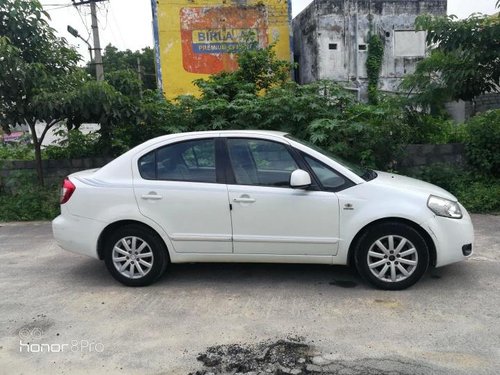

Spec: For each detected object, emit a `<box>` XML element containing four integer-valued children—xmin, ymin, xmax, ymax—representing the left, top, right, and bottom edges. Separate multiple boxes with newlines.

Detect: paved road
<box><xmin>0</xmin><ymin>215</ymin><xmax>499</xmax><ymax>374</ymax></box>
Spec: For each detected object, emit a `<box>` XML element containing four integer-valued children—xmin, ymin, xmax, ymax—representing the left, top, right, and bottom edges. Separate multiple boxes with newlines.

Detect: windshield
<box><xmin>285</xmin><ymin>135</ymin><xmax>376</xmax><ymax>181</ymax></box>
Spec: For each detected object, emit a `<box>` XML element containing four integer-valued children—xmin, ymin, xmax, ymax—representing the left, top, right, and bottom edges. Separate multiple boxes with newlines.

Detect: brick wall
<box><xmin>475</xmin><ymin>93</ymin><xmax>500</xmax><ymax>114</ymax></box>
<box><xmin>1</xmin><ymin>144</ymin><xmax>467</xmax><ymax>187</ymax></box>
<box><xmin>0</xmin><ymin>157</ymin><xmax>114</xmax><ymax>187</ymax></box>
<box><xmin>399</xmin><ymin>143</ymin><xmax>466</xmax><ymax>168</ymax></box>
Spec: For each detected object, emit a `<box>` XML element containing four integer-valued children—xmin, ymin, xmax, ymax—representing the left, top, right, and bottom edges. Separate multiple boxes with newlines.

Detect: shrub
<box><xmin>405</xmin><ymin>112</ymin><xmax>467</xmax><ymax>144</ymax></box>
<box><xmin>307</xmin><ymin>97</ymin><xmax>411</xmax><ymax>169</ymax></box>
<box><xmin>404</xmin><ymin>164</ymin><xmax>500</xmax><ymax>213</ymax></box>
<box><xmin>0</xmin><ymin>143</ymin><xmax>34</xmax><ymax>160</ymax></box>
<box><xmin>366</xmin><ymin>34</ymin><xmax>384</xmax><ymax>104</ymax></box>
<box><xmin>0</xmin><ymin>171</ymin><xmax>59</xmax><ymax>221</ymax></box>
<box><xmin>465</xmin><ymin>109</ymin><xmax>500</xmax><ymax>177</ymax></box>
<box><xmin>43</xmin><ymin>129</ymin><xmax>100</xmax><ymax>160</ymax></box>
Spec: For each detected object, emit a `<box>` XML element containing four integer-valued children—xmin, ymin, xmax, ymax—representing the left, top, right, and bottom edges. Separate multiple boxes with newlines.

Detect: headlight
<box><xmin>427</xmin><ymin>195</ymin><xmax>462</xmax><ymax>219</ymax></box>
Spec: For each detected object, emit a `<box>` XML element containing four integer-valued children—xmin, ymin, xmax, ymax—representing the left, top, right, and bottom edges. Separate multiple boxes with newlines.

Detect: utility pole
<box><xmin>137</xmin><ymin>57</ymin><xmax>143</xmax><ymax>98</ymax></box>
<box><xmin>72</xmin><ymin>0</ymin><xmax>106</xmax><ymax>81</ymax></box>
<box><xmin>90</xmin><ymin>1</ymin><xmax>104</xmax><ymax>81</ymax></box>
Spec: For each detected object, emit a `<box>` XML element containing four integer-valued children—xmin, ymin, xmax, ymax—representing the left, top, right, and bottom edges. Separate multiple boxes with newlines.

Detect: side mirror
<box><xmin>290</xmin><ymin>169</ymin><xmax>312</xmax><ymax>189</ymax></box>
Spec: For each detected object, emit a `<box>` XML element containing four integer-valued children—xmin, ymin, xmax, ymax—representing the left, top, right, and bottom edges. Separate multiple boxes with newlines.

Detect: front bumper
<box><xmin>422</xmin><ymin>203</ymin><xmax>474</xmax><ymax>267</ymax></box>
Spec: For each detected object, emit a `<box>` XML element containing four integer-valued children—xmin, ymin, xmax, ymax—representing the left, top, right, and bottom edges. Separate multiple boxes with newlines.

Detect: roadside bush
<box><xmin>465</xmin><ymin>109</ymin><xmax>500</xmax><ymax>177</ymax></box>
<box><xmin>43</xmin><ymin>129</ymin><xmax>100</xmax><ymax>160</ymax></box>
<box><xmin>307</xmin><ymin>98</ymin><xmax>411</xmax><ymax>169</ymax></box>
<box><xmin>405</xmin><ymin>112</ymin><xmax>466</xmax><ymax>144</ymax></box>
<box><xmin>0</xmin><ymin>143</ymin><xmax>34</xmax><ymax>160</ymax></box>
<box><xmin>0</xmin><ymin>171</ymin><xmax>59</xmax><ymax>221</ymax></box>
<box><xmin>405</xmin><ymin>163</ymin><xmax>464</xmax><ymax>193</ymax></box>
<box><xmin>405</xmin><ymin>164</ymin><xmax>500</xmax><ymax>213</ymax></box>
<box><xmin>112</xmin><ymin>83</ymin><xmax>408</xmax><ymax>170</ymax></box>
<box><xmin>456</xmin><ymin>179</ymin><xmax>500</xmax><ymax>213</ymax></box>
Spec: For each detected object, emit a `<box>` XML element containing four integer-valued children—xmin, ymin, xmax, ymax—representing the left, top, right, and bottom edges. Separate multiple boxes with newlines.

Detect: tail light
<box><xmin>60</xmin><ymin>178</ymin><xmax>76</xmax><ymax>204</ymax></box>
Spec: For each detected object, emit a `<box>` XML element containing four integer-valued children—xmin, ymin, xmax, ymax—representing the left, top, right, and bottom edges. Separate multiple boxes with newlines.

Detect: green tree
<box><xmin>403</xmin><ymin>13</ymin><xmax>500</xmax><ymax>108</ymax></box>
<box><xmin>366</xmin><ymin>34</ymin><xmax>384</xmax><ymax>105</ymax></box>
<box><xmin>0</xmin><ymin>0</ymin><xmax>81</xmax><ymax>185</ymax></box>
<box><xmin>88</xmin><ymin>44</ymin><xmax>157</xmax><ymax>91</ymax></box>
<box><xmin>194</xmin><ymin>42</ymin><xmax>293</xmax><ymax>101</ymax></box>
<box><xmin>0</xmin><ymin>1</ymin><xmax>141</xmax><ymax>182</ymax></box>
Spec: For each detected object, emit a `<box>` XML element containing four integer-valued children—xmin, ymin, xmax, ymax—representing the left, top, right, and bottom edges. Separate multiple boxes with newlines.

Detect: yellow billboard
<box><xmin>152</xmin><ymin>0</ymin><xmax>292</xmax><ymax>99</ymax></box>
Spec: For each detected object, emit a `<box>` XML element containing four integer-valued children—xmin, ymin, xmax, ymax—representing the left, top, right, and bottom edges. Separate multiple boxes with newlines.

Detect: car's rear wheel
<box><xmin>104</xmin><ymin>224</ymin><xmax>168</xmax><ymax>286</ymax></box>
<box><xmin>355</xmin><ymin>222</ymin><xmax>429</xmax><ymax>290</ymax></box>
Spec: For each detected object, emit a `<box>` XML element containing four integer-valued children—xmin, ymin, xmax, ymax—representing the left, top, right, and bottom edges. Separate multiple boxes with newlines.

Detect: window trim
<box><xmin>137</xmin><ymin>137</ymin><xmax>222</xmax><ymax>184</ymax></box>
<box><xmin>298</xmin><ymin>151</ymin><xmax>355</xmax><ymax>192</ymax></box>
<box><xmin>221</xmin><ymin>137</ymin><xmax>314</xmax><ymax>189</ymax></box>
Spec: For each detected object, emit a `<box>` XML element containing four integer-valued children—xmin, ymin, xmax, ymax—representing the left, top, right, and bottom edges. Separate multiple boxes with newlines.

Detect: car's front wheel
<box><xmin>104</xmin><ymin>224</ymin><xmax>168</xmax><ymax>286</ymax></box>
<box><xmin>355</xmin><ymin>222</ymin><xmax>429</xmax><ymax>290</ymax></box>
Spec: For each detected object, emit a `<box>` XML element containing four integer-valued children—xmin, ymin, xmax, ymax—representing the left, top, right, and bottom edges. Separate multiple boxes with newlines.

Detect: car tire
<box><xmin>355</xmin><ymin>222</ymin><xmax>429</xmax><ymax>290</ymax></box>
<box><xmin>104</xmin><ymin>224</ymin><xmax>168</xmax><ymax>286</ymax></box>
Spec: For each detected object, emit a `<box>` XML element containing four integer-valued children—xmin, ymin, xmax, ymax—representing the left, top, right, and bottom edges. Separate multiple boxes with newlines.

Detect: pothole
<box><xmin>189</xmin><ymin>339</ymin><xmax>444</xmax><ymax>375</ymax></box>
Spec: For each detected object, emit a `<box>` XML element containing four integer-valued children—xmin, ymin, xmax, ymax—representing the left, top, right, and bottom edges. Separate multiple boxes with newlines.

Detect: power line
<box><xmin>75</xmin><ymin>5</ymin><xmax>91</xmax><ymax>41</ymax></box>
<box><xmin>108</xmin><ymin>4</ymin><xmax>126</xmax><ymax>47</ymax></box>
<box><xmin>71</xmin><ymin>0</ymin><xmax>105</xmax><ymax>5</ymax></box>
<box><xmin>72</xmin><ymin>0</ymin><xmax>106</xmax><ymax>80</ymax></box>
<box><xmin>42</xmin><ymin>3</ymin><xmax>73</xmax><ymax>11</ymax></box>
<box><xmin>41</xmin><ymin>1</ymin><xmax>72</xmax><ymax>5</ymax></box>
<box><xmin>99</xmin><ymin>1</ymin><xmax>110</xmax><ymax>31</ymax></box>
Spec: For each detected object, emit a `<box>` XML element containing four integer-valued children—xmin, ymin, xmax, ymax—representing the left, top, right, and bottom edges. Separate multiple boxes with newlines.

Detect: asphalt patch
<box><xmin>190</xmin><ymin>339</ymin><xmax>446</xmax><ymax>375</ymax></box>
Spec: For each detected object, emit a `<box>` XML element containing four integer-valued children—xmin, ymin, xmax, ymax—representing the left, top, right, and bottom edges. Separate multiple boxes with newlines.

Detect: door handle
<box><xmin>233</xmin><ymin>197</ymin><xmax>256</xmax><ymax>203</ymax></box>
<box><xmin>141</xmin><ymin>193</ymin><xmax>163</xmax><ymax>200</ymax></box>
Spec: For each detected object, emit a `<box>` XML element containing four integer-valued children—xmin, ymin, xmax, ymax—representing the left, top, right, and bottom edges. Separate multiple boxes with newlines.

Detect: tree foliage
<box><xmin>403</xmin><ymin>14</ymin><xmax>500</xmax><ymax>106</ymax></box>
<box><xmin>194</xmin><ymin>42</ymin><xmax>294</xmax><ymax>101</ymax></box>
<box><xmin>465</xmin><ymin>109</ymin><xmax>500</xmax><ymax>177</ymax></box>
<box><xmin>366</xmin><ymin>34</ymin><xmax>384</xmax><ymax>105</ymax></box>
<box><xmin>75</xmin><ymin>40</ymin><xmax>411</xmax><ymax>170</ymax></box>
<box><xmin>0</xmin><ymin>0</ymin><xmax>141</xmax><ymax>183</ymax></box>
<box><xmin>87</xmin><ymin>44</ymin><xmax>157</xmax><ymax>91</ymax></box>
<box><xmin>0</xmin><ymin>0</ymin><xmax>81</xmax><ymax>184</ymax></box>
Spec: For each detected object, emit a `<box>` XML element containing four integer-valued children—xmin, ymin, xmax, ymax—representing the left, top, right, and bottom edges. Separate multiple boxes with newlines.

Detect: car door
<box><xmin>225</xmin><ymin>137</ymin><xmax>340</xmax><ymax>256</ymax></box>
<box><xmin>133</xmin><ymin>137</ymin><xmax>233</xmax><ymax>253</ymax></box>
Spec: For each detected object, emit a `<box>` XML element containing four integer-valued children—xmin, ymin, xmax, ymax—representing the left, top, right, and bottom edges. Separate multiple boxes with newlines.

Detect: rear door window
<box><xmin>138</xmin><ymin>139</ymin><xmax>216</xmax><ymax>183</ymax></box>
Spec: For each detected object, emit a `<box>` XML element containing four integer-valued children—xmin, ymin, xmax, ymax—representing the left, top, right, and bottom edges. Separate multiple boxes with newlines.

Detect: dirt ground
<box><xmin>0</xmin><ymin>214</ymin><xmax>499</xmax><ymax>374</ymax></box>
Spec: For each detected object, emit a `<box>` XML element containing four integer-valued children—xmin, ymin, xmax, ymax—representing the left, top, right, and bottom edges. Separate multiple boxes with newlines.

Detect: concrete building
<box><xmin>292</xmin><ymin>0</ymin><xmax>447</xmax><ymax>100</ymax></box>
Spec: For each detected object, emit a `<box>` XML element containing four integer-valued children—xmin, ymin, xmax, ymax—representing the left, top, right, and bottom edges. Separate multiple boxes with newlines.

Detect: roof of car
<box><xmin>186</xmin><ymin>130</ymin><xmax>288</xmax><ymax>136</ymax></box>
<box><xmin>118</xmin><ymin>130</ymin><xmax>290</xmax><ymax>159</ymax></box>
<box><xmin>145</xmin><ymin>130</ymin><xmax>289</xmax><ymax>144</ymax></box>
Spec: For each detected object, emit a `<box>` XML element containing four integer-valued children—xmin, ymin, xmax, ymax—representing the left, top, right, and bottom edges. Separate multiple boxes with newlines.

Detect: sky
<box><xmin>40</xmin><ymin>0</ymin><xmax>499</xmax><ymax>61</ymax></box>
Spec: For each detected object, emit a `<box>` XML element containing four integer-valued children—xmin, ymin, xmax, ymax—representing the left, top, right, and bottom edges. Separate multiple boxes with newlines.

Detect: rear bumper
<box><xmin>422</xmin><ymin>204</ymin><xmax>474</xmax><ymax>267</ymax></box>
<box><xmin>52</xmin><ymin>213</ymin><xmax>103</xmax><ymax>259</ymax></box>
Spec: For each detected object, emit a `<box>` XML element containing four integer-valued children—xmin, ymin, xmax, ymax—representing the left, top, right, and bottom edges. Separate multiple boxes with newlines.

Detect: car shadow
<box><xmin>65</xmin><ymin>258</ymin><xmax>366</xmax><ymax>289</ymax></box>
<box><xmin>64</xmin><ymin>256</ymin><xmax>476</xmax><ymax>292</ymax></box>
<box><xmin>161</xmin><ymin>262</ymin><xmax>363</xmax><ymax>288</ymax></box>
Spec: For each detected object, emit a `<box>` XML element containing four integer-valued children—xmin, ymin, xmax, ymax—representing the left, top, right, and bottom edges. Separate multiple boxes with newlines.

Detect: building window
<box><xmin>329</xmin><ymin>43</ymin><xmax>338</xmax><ymax>50</ymax></box>
<box><xmin>394</xmin><ymin>31</ymin><xmax>426</xmax><ymax>57</ymax></box>
<box><xmin>358</xmin><ymin>44</ymin><xmax>367</xmax><ymax>51</ymax></box>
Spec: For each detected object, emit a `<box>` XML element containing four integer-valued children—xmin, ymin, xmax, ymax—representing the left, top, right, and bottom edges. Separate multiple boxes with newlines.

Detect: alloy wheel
<box><xmin>367</xmin><ymin>235</ymin><xmax>418</xmax><ymax>283</ymax></box>
<box><xmin>112</xmin><ymin>236</ymin><xmax>154</xmax><ymax>279</ymax></box>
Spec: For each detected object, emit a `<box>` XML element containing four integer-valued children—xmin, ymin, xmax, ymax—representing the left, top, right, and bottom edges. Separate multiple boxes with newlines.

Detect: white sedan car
<box><xmin>52</xmin><ymin>131</ymin><xmax>474</xmax><ymax>289</ymax></box>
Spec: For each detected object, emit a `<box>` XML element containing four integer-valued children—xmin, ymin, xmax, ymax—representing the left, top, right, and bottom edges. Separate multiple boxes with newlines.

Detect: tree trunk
<box><xmin>28</xmin><ymin>122</ymin><xmax>44</xmax><ymax>186</ymax></box>
<box><xmin>34</xmin><ymin>141</ymin><xmax>44</xmax><ymax>186</ymax></box>
<box><xmin>99</xmin><ymin>119</ymin><xmax>112</xmax><ymax>156</ymax></box>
